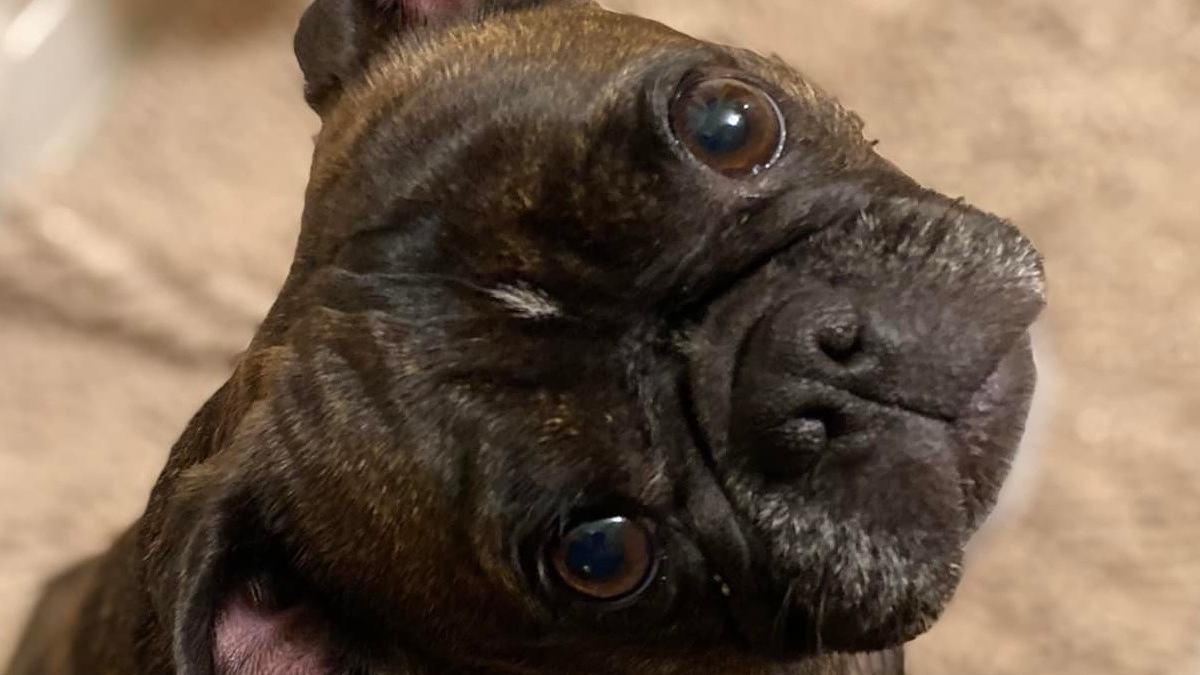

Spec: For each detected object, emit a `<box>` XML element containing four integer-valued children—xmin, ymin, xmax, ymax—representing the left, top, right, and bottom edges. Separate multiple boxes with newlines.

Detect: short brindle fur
<box><xmin>6</xmin><ymin>2</ymin><xmax>1046</xmax><ymax>674</ymax></box>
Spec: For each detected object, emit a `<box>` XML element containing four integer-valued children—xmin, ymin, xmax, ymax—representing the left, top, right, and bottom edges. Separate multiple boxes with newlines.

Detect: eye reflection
<box><xmin>670</xmin><ymin>77</ymin><xmax>785</xmax><ymax>177</ymax></box>
<box><xmin>548</xmin><ymin>517</ymin><xmax>656</xmax><ymax>601</ymax></box>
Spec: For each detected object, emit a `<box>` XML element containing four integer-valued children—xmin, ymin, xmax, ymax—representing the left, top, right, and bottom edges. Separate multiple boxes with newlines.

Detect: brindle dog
<box><xmin>5</xmin><ymin>1</ymin><xmax>1046</xmax><ymax>674</ymax></box>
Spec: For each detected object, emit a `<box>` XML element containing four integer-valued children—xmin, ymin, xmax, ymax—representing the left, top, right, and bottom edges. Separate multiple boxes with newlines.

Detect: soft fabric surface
<box><xmin>1</xmin><ymin>0</ymin><xmax>1197</xmax><ymax>672</ymax></box>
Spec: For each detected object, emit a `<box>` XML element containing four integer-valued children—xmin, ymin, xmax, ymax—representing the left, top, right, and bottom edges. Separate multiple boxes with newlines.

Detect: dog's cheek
<box><xmin>213</xmin><ymin>592</ymin><xmax>334</xmax><ymax>675</ymax></box>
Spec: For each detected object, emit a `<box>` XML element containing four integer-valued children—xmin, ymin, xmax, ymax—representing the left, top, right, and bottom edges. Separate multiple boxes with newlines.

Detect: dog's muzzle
<box><xmin>728</xmin><ymin>280</ymin><xmax>1040</xmax><ymax>482</ymax></box>
<box><xmin>684</xmin><ymin>198</ymin><xmax>1047</xmax><ymax>654</ymax></box>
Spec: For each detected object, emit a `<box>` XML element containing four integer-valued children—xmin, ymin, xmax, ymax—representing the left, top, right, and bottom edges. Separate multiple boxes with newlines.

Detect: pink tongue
<box><xmin>213</xmin><ymin>588</ymin><xmax>332</xmax><ymax>675</ymax></box>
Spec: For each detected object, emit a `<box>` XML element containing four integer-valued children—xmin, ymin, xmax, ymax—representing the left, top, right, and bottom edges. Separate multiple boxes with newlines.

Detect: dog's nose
<box><xmin>729</xmin><ymin>281</ymin><xmax>1040</xmax><ymax>480</ymax></box>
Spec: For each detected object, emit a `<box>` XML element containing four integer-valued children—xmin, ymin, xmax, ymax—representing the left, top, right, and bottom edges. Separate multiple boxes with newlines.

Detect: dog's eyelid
<box><xmin>656</xmin><ymin>66</ymin><xmax>790</xmax><ymax>182</ymax></box>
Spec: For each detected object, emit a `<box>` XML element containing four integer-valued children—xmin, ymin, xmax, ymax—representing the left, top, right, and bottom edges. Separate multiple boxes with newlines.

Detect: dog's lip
<box><xmin>953</xmin><ymin>333</ymin><xmax>1036</xmax><ymax>525</ymax></box>
<box><xmin>682</xmin><ymin>432</ymin><xmax>817</xmax><ymax>655</ymax></box>
<box><xmin>680</xmin><ymin>332</ymin><xmax>1035</xmax><ymax>655</ymax></box>
<box><xmin>817</xmin><ymin>336</ymin><xmax>1026</xmax><ymax>426</ymax></box>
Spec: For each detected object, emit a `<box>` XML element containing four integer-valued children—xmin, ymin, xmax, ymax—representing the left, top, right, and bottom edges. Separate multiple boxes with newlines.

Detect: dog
<box><xmin>5</xmin><ymin>1</ymin><xmax>1047</xmax><ymax>674</ymax></box>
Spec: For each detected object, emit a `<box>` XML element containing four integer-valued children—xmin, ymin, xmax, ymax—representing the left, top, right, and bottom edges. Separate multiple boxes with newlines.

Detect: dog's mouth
<box><xmin>683</xmin><ymin>329</ymin><xmax>1037</xmax><ymax>656</ymax></box>
<box><xmin>677</xmin><ymin>210</ymin><xmax>1045</xmax><ymax>655</ymax></box>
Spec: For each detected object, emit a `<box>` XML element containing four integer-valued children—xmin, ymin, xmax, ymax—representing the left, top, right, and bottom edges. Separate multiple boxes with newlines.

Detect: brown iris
<box><xmin>669</xmin><ymin>77</ymin><xmax>785</xmax><ymax>177</ymax></box>
<box><xmin>549</xmin><ymin>517</ymin><xmax>656</xmax><ymax>601</ymax></box>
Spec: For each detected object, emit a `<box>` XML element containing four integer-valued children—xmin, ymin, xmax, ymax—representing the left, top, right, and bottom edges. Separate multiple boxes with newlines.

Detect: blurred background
<box><xmin>1</xmin><ymin>0</ymin><xmax>1197</xmax><ymax>672</ymax></box>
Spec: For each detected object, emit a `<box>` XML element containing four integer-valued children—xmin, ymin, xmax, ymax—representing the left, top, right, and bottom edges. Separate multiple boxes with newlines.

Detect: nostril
<box><xmin>795</xmin><ymin>405</ymin><xmax>850</xmax><ymax>439</ymax></box>
<box><xmin>756</xmin><ymin>405</ymin><xmax>849</xmax><ymax>479</ymax></box>
<box><xmin>816</xmin><ymin>320</ymin><xmax>864</xmax><ymax>365</ymax></box>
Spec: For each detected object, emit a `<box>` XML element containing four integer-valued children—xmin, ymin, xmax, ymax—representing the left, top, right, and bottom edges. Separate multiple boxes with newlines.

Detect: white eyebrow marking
<box><xmin>487</xmin><ymin>282</ymin><xmax>562</xmax><ymax>320</ymax></box>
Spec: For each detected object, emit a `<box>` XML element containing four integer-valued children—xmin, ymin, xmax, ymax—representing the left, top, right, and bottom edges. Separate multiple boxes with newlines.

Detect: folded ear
<box><xmin>294</xmin><ymin>0</ymin><xmax>571</xmax><ymax>113</ymax></box>
<box><xmin>152</xmin><ymin>461</ymin><xmax>336</xmax><ymax>675</ymax></box>
<box><xmin>170</xmin><ymin>502</ymin><xmax>339</xmax><ymax>675</ymax></box>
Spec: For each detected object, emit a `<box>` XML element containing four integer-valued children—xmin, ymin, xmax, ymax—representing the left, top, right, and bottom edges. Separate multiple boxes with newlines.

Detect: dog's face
<box><xmin>147</xmin><ymin>1</ymin><xmax>1046</xmax><ymax>674</ymax></box>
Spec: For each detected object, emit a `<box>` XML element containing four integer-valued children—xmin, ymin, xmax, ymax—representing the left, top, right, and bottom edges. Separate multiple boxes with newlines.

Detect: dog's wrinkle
<box><xmin>314</xmin><ymin>265</ymin><xmax>480</xmax><ymax>297</ymax></box>
<box><xmin>675</xmin><ymin>342</ymin><xmax>793</xmax><ymax>651</ymax></box>
<box><xmin>321</xmin><ymin>197</ymin><xmax>442</xmax><ymax>263</ymax></box>
<box><xmin>804</xmin><ymin>334</ymin><xmax>1027</xmax><ymax>426</ymax></box>
<box><xmin>663</xmin><ymin>212</ymin><xmax>840</xmax><ymax>326</ymax></box>
<box><xmin>634</xmin><ymin>200</ymin><xmax>765</xmax><ymax>303</ymax></box>
<box><xmin>662</xmin><ymin>174</ymin><xmax>919</xmax><ymax>325</ymax></box>
<box><xmin>677</xmin><ymin>374</ymin><xmax>720</xmax><ymax>477</ymax></box>
<box><xmin>768</xmin><ymin>378</ymin><xmax>960</xmax><ymax>427</ymax></box>
<box><xmin>310</xmin><ymin>53</ymin><xmax>515</xmax><ymax>217</ymax></box>
<box><xmin>676</xmin><ymin>467</ymin><xmax>775</xmax><ymax>653</ymax></box>
<box><xmin>865</xmin><ymin>394</ymin><xmax>958</xmax><ymax>426</ymax></box>
<box><xmin>297</xmin><ymin>281</ymin><xmax>482</xmax><ymax>330</ymax></box>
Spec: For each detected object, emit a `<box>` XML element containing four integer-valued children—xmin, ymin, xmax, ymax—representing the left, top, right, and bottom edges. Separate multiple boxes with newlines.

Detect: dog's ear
<box><xmin>295</xmin><ymin>0</ymin><xmax>571</xmax><ymax>113</ymax></box>
<box><xmin>147</xmin><ymin>446</ymin><xmax>337</xmax><ymax>675</ymax></box>
<box><xmin>167</xmin><ymin>488</ymin><xmax>339</xmax><ymax>675</ymax></box>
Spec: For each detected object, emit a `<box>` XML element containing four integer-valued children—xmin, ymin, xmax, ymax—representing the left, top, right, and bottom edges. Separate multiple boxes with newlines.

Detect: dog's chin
<box><xmin>718</xmin><ymin>477</ymin><xmax>965</xmax><ymax>656</ymax></box>
<box><xmin>715</xmin><ymin>337</ymin><xmax>1036</xmax><ymax>655</ymax></box>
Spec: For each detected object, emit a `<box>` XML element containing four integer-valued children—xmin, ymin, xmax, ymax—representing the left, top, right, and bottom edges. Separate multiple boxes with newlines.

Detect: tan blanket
<box><xmin>2</xmin><ymin>0</ymin><xmax>1197</xmax><ymax>672</ymax></box>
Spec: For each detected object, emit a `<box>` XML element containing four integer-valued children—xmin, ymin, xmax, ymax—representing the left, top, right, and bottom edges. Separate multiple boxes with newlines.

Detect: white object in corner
<box><xmin>0</xmin><ymin>0</ymin><xmax>125</xmax><ymax>194</ymax></box>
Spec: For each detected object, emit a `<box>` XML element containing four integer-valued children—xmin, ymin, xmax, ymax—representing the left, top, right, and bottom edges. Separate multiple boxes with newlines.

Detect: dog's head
<box><xmin>141</xmin><ymin>1</ymin><xmax>1046</xmax><ymax>674</ymax></box>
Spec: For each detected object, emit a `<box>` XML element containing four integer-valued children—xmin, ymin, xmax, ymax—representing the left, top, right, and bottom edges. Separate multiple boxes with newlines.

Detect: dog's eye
<box><xmin>549</xmin><ymin>517</ymin><xmax>656</xmax><ymax>601</ymax></box>
<box><xmin>670</xmin><ymin>77</ymin><xmax>785</xmax><ymax>177</ymax></box>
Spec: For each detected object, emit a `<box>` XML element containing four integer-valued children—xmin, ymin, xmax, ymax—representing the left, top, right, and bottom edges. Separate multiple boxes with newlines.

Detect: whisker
<box><xmin>772</xmin><ymin>577</ymin><xmax>798</xmax><ymax>651</ymax></box>
<box><xmin>813</xmin><ymin>567</ymin><xmax>831</xmax><ymax>658</ymax></box>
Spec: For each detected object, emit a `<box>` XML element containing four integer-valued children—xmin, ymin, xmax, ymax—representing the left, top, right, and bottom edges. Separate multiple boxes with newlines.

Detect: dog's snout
<box><xmin>743</xmin><ymin>403</ymin><xmax>855</xmax><ymax>479</ymax></box>
<box><xmin>786</xmin><ymin>297</ymin><xmax>876</xmax><ymax>376</ymax></box>
<box><xmin>728</xmin><ymin>276</ymin><xmax>1039</xmax><ymax>478</ymax></box>
<box><xmin>728</xmin><ymin>294</ymin><xmax>883</xmax><ymax>479</ymax></box>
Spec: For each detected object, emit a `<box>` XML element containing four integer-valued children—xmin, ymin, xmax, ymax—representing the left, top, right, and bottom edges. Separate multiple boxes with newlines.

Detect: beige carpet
<box><xmin>2</xmin><ymin>0</ymin><xmax>1198</xmax><ymax>673</ymax></box>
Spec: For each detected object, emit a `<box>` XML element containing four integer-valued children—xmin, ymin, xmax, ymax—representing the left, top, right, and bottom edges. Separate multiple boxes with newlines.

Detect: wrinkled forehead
<box><xmin>310</xmin><ymin>3</ymin><xmax>742</xmax><ymax>187</ymax></box>
<box><xmin>290</xmin><ymin>1</ymin><xmax>880</xmax><ymax>310</ymax></box>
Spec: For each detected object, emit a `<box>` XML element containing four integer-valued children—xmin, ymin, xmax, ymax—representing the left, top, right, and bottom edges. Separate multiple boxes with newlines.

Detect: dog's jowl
<box><xmin>6</xmin><ymin>1</ymin><xmax>1046</xmax><ymax>674</ymax></box>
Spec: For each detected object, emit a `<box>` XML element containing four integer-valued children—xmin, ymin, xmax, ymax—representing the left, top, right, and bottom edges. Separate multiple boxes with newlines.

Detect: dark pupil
<box><xmin>564</xmin><ymin>521</ymin><xmax>627</xmax><ymax>581</ymax></box>
<box><xmin>687</xmin><ymin>95</ymin><xmax>752</xmax><ymax>156</ymax></box>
